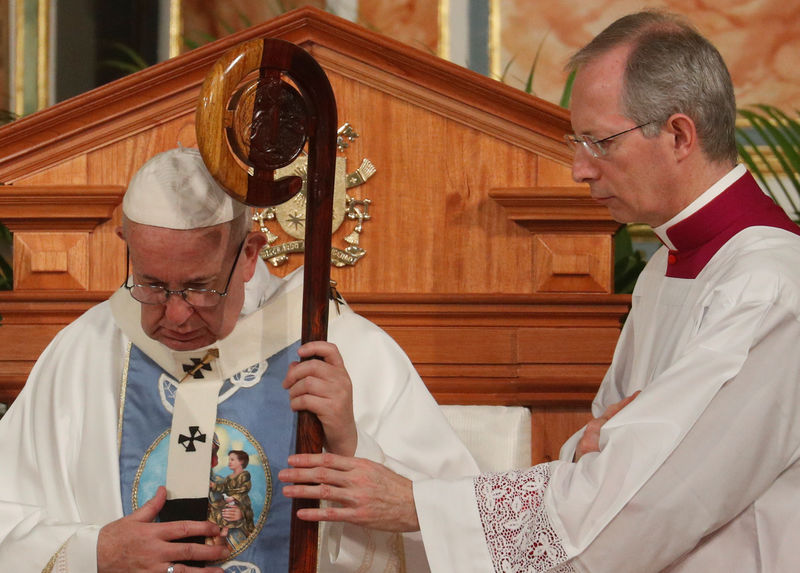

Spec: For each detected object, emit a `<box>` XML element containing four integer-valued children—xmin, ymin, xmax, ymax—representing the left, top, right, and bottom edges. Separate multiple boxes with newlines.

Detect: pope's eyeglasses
<box><xmin>124</xmin><ymin>238</ymin><xmax>245</xmax><ymax>308</ymax></box>
<box><xmin>564</xmin><ymin>121</ymin><xmax>655</xmax><ymax>158</ymax></box>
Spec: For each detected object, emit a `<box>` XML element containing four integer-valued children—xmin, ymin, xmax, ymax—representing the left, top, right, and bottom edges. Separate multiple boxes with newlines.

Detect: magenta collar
<box><xmin>663</xmin><ymin>172</ymin><xmax>800</xmax><ymax>279</ymax></box>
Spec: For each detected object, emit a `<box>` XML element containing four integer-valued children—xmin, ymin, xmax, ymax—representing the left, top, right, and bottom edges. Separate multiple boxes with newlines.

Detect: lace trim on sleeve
<box><xmin>474</xmin><ymin>465</ymin><xmax>575</xmax><ymax>573</ymax></box>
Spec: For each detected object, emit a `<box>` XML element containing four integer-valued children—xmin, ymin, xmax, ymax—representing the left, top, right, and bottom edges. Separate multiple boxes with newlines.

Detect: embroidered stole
<box><xmin>119</xmin><ymin>342</ymin><xmax>298</xmax><ymax>568</ymax></box>
<box><xmin>112</xmin><ymin>280</ymin><xmax>341</xmax><ymax>570</ymax></box>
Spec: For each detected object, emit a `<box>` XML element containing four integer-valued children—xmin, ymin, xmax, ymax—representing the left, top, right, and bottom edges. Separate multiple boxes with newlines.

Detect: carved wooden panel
<box><xmin>14</xmin><ymin>232</ymin><xmax>89</xmax><ymax>290</ymax></box>
<box><xmin>532</xmin><ymin>234</ymin><xmax>612</xmax><ymax>293</ymax></box>
<box><xmin>0</xmin><ymin>184</ymin><xmax>125</xmax><ymax>295</ymax></box>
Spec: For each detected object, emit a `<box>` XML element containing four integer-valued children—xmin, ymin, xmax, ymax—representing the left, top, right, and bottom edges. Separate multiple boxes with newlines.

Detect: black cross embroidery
<box><xmin>178</xmin><ymin>426</ymin><xmax>206</xmax><ymax>452</ymax></box>
<box><xmin>182</xmin><ymin>358</ymin><xmax>213</xmax><ymax>379</ymax></box>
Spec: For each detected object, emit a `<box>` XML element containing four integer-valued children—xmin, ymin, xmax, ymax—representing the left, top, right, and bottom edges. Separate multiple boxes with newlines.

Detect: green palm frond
<box><xmin>0</xmin><ymin>256</ymin><xmax>11</xmax><ymax>290</ymax></box>
<box><xmin>736</xmin><ymin>105</ymin><xmax>800</xmax><ymax>222</ymax></box>
<box><xmin>183</xmin><ymin>8</ymin><xmax>256</xmax><ymax>50</ymax></box>
<box><xmin>1</xmin><ymin>109</ymin><xmax>18</xmax><ymax>125</ymax></box>
<box><xmin>220</xmin><ymin>9</ymin><xmax>252</xmax><ymax>35</ymax></box>
<box><xmin>98</xmin><ymin>41</ymin><xmax>150</xmax><ymax>74</ymax></box>
<box><xmin>614</xmin><ymin>225</ymin><xmax>646</xmax><ymax>295</ymax></box>
<box><xmin>559</xmin><ymin>69</ymin><xmax>575</xmax><ymax>109</ymax></box>
<box><xmin>0</xmin><ymin>222</ymin><xmax>11</xmax><ymax>291</ymax></box>
<box><xmin>183</xmin><ymin>31</ymin><xmax>219</xmax><ymax>51</ymax></box>
<box><xmin>522</xmin><ymin>32</ymin><xmax>550</xmax><ymax>96</ymax></box>
<box><xmin>497</xmin><ymin>55</ymin><xmax>516</xmax><ymax>84</ymax></box>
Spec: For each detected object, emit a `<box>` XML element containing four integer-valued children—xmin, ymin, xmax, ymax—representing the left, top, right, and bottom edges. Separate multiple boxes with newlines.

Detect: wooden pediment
<box><xmin>0</xmin><ymin>7</ymin><xmax>575</xmax><ymax>181</ymax></box>
<box><xmin>0</xmin><ymin>7</ymin><xmax>627</xmax><ymax>461</ymax></box>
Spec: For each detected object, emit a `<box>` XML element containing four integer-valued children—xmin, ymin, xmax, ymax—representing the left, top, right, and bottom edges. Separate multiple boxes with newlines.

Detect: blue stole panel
<box><xmin>119</xmin><ymin>341</ymin><xmax>300</xmax><ymax>572</ymax></box>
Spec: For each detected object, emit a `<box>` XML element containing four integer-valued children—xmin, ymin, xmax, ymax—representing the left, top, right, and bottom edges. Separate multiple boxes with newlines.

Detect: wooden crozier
<box><xmin>196</xmin><ymin>37</ymin><xmax>337</xmax><ymax>573</ymax></box>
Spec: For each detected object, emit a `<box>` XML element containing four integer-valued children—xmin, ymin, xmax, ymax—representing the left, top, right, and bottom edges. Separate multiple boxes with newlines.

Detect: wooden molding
<box><xmin>0</xmin><ymin>185</ymin><xmax>123</xmax><ymax>231</ymax></box>
<box><xmin>0</xmin><ymin>291</ymin><xmax>631</xmax><ymax>325</ymax></box>
<box><xmin>0</xmin><ymin>291</ymin><xmax>630</xmax><ymax>406</ymax></box>
<box><xmin>0</xmin><ymin>291</ymin><xmax>113</xmax><ymax>404</ymax></box>
<box><xmin>0</xmin><ymin>290</ymin><xmax>110</xmax><ymax>316</ymax></box>
<box><xmin>306</xmin><ymin>47</ymin><xmax>570</xmax><ymax>162</ymax></box>
<box><xmin>351</xmin><ymin>293</ymin><xmax>628</xmax><ymax>406</ymax></box>
<box><xmin>489</xmin><ymin>186</ymin><xmax>622</xmax><ymax>233</ymax></box>
<box><xmin>488</xmin><ymin>187</ymin><xmax>617</xmax><ymax>293</ymax></box>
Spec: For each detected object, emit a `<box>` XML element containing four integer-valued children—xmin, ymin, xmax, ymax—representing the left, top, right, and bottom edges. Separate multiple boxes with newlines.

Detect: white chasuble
<box><xmin>0</xmin><ymin>263</ymin><xmax>480</xmax><ymax>572</ymax></box>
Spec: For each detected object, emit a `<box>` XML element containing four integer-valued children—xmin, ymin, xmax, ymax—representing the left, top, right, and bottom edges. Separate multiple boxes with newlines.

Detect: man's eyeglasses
<box><xmin>564</xmin><ymin>121</ymin><xmax>655</xmax><ymax>158</ymax></box>
<box><xmin>123</xmin><ymin>239</ymin><xmax>245</xmax><ymax>308</ymax></box>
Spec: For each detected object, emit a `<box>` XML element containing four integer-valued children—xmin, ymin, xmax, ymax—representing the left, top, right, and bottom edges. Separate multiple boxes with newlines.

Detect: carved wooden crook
<box><xmin>196</xmin><ymin>37</ymin><xmax>337</xmax><ymax>573</ymax></box>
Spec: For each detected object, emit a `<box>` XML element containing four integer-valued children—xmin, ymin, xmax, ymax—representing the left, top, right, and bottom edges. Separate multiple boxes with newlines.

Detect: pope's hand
<box><xmin>97</xmin><ymin>486</ymin><xmax>229</xmax><ymax>572</ymax></box>
<box><xmin>279</xmin><ymin>452</ymin><xmax>420</xmax><ymax>532</ymax></box>
<box><xmin>283</xmin><ymin>341</ymin><xmax>357</xmax><ymax>457</ymax></box>
<box><xmin>575</xmin><ymin>391</ymin><xmax>640</xmax><ymax>461</ymax></box>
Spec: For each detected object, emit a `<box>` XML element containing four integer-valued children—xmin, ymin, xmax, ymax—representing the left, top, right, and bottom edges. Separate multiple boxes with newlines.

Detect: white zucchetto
<box><xmin>123</xmin><ymin>147</ymin><xmax>245</xmax><ymax>229</ymax></box>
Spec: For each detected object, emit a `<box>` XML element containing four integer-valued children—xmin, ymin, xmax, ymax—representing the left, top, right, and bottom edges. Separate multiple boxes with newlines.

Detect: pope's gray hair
<box><xmin>567</xmin><ymin>10</ymin><xmax>738</xmax><ymax>165</ymax></box>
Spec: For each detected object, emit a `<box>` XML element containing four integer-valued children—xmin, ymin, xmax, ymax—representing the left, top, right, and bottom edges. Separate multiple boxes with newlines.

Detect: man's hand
<box><xmin>279</xmin><ymin>453</ymin><xmax>420</xmax><ymax>532</ymax></box>
<box><xmin>576</xmin><ymin>391</ymin><xmax>640</xmax><ymax>461</ymax></box>
<box><xmin>283</xmin><ymin>341</ymin><xmax>357</xmax><ymax>457</ymax></box>
<box><xmin>97</xmin><ymin>486</ymin><xmax>229</xmax><ymax>572</ymax></box>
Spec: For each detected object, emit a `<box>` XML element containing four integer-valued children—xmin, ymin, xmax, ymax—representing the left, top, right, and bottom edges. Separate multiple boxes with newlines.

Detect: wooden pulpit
<box><xmin>0</xmin><ymin>6</ymin><xmax>630</xmax><ymax>463</ymax></box>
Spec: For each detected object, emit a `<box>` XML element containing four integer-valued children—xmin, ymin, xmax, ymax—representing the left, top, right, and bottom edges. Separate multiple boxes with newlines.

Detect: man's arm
<box><xmin>280</xmin><ymin>453</ymin><xmax>419</xmax><ymax>531</ymax></box>
<box><xmin>279</xmin><ymin>390</ymin><xmax>640</xmax><ymax>529</ymax></box>
<box><xmin>575</xmin><ymin>392</ymin><xmax>639</xmax><ymax>461</ymax></box>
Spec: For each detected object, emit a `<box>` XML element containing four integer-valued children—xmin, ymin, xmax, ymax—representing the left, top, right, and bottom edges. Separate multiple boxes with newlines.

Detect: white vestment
<box><xmin>415</xmin><ymin>165</ymin><xmax>800</xmax><ymax>572</ymax></box>
<box><xmin>0</xmin><ymin>262</ymin><xmax>479</xmax><ymax>572</ymax></box>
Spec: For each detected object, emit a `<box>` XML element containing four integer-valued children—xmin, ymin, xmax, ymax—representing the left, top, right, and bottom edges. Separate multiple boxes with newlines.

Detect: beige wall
<box><xmin>180</xmin><ymin>0</ymin><xmax>440</xmax><ymax>55</ymax></box>
<box><xmin>179</xmin><ymin>0</ymin><xmax>798</xmax><ymax>111</ymax></box>
<box><xmin>181</xmin><ymin>0</ymin><xmax>325</xmax><ymax>47</ymax></box>
<box><xmin>500</xmin><ymin>0</ymin><xmax>800</xmax><ymax>110</ymax></box>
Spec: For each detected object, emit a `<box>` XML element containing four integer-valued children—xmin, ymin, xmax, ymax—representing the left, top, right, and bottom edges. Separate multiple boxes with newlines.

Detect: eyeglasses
<box><xmin>124</xmin><ymin>239</ymin><xmax>245</xmax><ymax>308</ymax></box>
<box><xmin>564</xmin><ymin>121</ymin><xmax>655</xmax><ymax>158</ymax></box>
